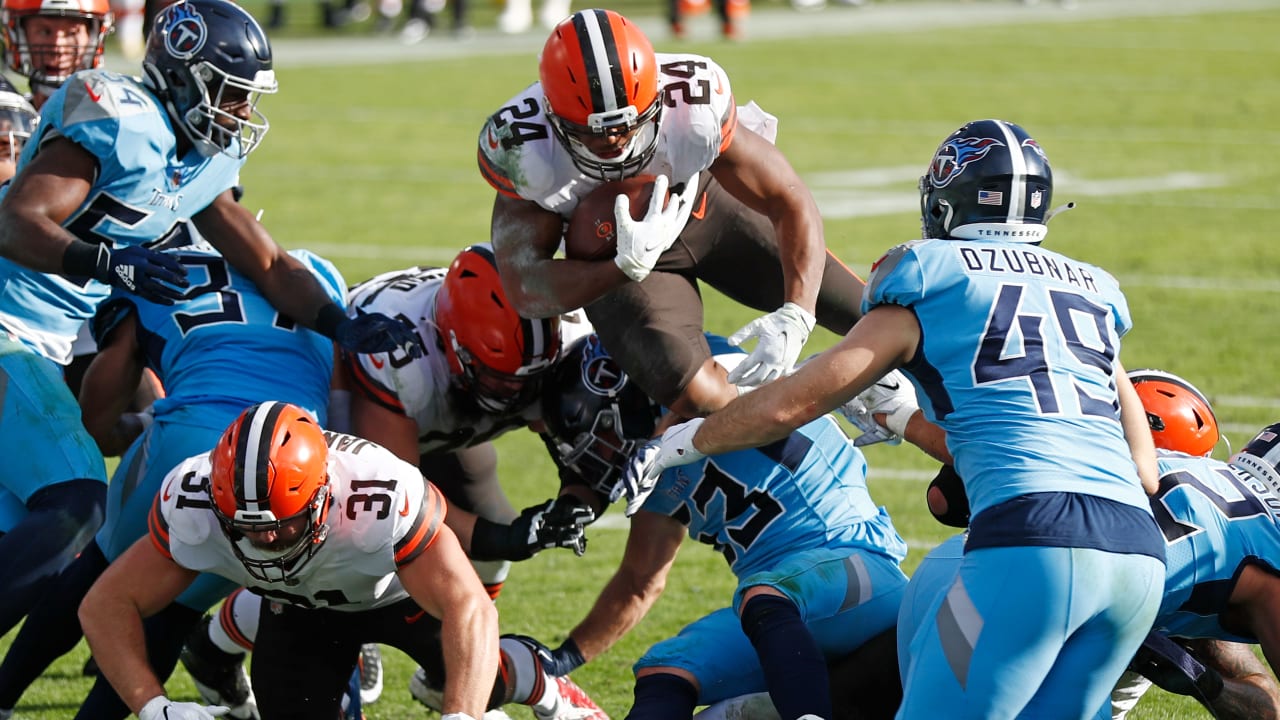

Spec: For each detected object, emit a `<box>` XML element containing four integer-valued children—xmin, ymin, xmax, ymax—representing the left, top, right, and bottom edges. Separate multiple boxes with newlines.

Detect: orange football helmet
<box><xmin>1</xmin><ymin>0</ymin><xmax>113</xmax><ymax>93</ymax></box>
<box><xmin>433</xmin><ymin>244</ymin><xmax>561</xmax><ymax>414</ymax></box>
<box><xmin>209</xmin><ymin>401</ymin><xmax>332</xmax><ymax>582</ymax></box>
<box><xmin>1129</xmin><ymin>369</ymin><xmax>1219</xmax><ymax>457</ymax></box>
<box><xmin>539</xmin><ymin>9</ymin><xmax>661</xmax><ymax>181</ymax></box>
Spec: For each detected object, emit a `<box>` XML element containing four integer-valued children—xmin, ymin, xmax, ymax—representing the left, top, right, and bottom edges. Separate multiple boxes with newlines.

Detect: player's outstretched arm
<box><xmin>399</xmin><ymin>523</ymin><xmax>499</xmax><ymax>719</ymax></box>
<box><xmin>558</xmin><ymin>510</ymin><xmax>685</xmax><ymax>667</ymax></box>
<box><xmin>194</xmin><ymin>193</ymin><xmax>422</xmax><ymax>357</ymax></box>
<box><xmin>695</xmin><ymin>304</ymin><xmax>920</xmax><ymax>457</ymax></box>
<box><xmin>80</xmin><ymin>535</ymin><xmax>200</xmax><ymax>716</ymax></box>
<box><xmin>0</xmin><ymin>137</ymin><xmax>96</xmax><ymax>272</ymax></box>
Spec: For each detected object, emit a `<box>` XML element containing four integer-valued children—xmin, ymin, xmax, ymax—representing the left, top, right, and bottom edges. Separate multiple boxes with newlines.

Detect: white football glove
<box><xmin>836</xmin><ymin>369</ymin><xmax>918</xmax><ymax>447</ymax></box>
<box><xmin>139</xmin><ymin>696</ymin><xmax>230</xmax><ymax>720</ymax></box>
<box><xmin>616</xmin><ymin>418</ymin><xmax>706</xmax><ymax>516</ymax></box>
<box><xmin>613</xmin><ymin>174</ymin><xmax>683</xmax><ymax>283</ymax></box>
<box><xmin>725</xmin><ymin>303</ymin><xmax>816</xmax><ymax>387</ymax></box>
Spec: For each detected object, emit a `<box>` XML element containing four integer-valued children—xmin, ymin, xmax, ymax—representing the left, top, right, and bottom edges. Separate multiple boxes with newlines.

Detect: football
<box><xmin>564</xmin><ymin>175</ymin><xmax>669</xmax><ymax>261</ymax></box>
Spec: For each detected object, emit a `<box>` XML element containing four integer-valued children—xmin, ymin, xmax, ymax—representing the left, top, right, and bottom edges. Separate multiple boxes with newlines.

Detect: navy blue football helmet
<box><xmin>141</xmin><ymin>0</ymin><xmax>277</xmax><ymax>159</ymax></box>
<box><xmin>541</xmin><ymin>333</ymin><xmax>660</xmax><ymax>496</ymax></box>
<box><xmin>920</xmin><ymin>119</ymin><xmax>1053</xmax><ymax>243</ymax></box>
<box><xmin>1230</xmin><ymin>423</ymin><xmax>1280</xmax><ymax>499</ymax></box>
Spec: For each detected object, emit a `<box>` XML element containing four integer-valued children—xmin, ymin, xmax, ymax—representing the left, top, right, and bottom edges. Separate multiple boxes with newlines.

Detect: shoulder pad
<box><xmin>60</xmin><ymin>71</ymin><xmax>156</xmax><ymax>127</ymax></box>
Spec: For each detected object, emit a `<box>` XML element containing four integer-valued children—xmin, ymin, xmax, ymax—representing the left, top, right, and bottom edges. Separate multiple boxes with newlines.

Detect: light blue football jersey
<box><xmin>864</xmin><ymin>238</ymin><xmax>1148</xmax><ymax>519</ymax></box>
<box><xmin>0</xmin><ymin>69</ymin><xmax>243</xmax><ymax>364</ymax></box>
<box><xmin>641</xmin><ymin>413</ymin><xmax>908</xmax><ymax>578</ymax></box>
<box><xmin>93</xmin><ymin>245</ymin><xmax>343</xmax><ymax>424</ymax></box>
<box><xmin>1151</xmin><ymin>451</ymin><xmax>1280</xmax><ymax>642</ymax></box>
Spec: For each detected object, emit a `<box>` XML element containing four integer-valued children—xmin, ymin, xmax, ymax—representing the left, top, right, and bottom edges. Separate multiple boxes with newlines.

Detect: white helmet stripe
<box><xmin>995</xmin><ymin>120</ymin><xmax>1026</xmax><ymax>223</ymax></box>
<box><xmin>577</xmin><ymin>10</ymin><xmax>622</xmax><ymax>112</ymax></box>
<box><xmin>239</xmin><ymin>401</ymin><xmax>282</xmax><ymax>513</ymax></box>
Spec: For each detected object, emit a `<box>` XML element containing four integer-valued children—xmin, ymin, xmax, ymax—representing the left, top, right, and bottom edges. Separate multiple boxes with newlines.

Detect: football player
<box><xmin>80</xmin><ymin>402</ymin><xmax>590</xmax><ymax>720</ymax></box>
<box><xmin>0</xmin><ymin>0</ymin><xmax>112</xmax><ymax>110</ymax></box>
<box><xmin>0</xmin><ymin>242</ymin><xmax>346</xmax><ymax>720</ymax></box>
<box><xmin>890</xmin><ymin>371</ymin><xmax>1280</xmax><ymax>720</ymax></box>
<box><xmin>519</xmin><ymin>333</ymin><xmax>909</xmax><ymax>720</ymax></box>
<box><xmin>0</xmin><ymin>0</ymin><xmax>419</xmax><ymax>652</ymax></box>
<box><xmin>629</xmin><ymin>119</ymin><xmax>1166</xmax><ymax>720</ymax></box>
<box><xmin>0</xmin><ymin>77</ymin><xmax>36</xmax><ymax>178</ymax></box>
<box><xmin>179</xmin><ymin>244</ymin><xmax>606</xmax><ymax>720</ymax></box>
<box><xmin>479</xmin><ymin>8</ymin><xmax>867</xmax><ymax>422</ymax></box>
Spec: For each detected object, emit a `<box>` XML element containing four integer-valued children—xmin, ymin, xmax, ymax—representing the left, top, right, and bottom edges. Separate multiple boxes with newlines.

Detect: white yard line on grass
<box><xmin>237</xmin><ymin>0</ymin><xmax>1280</xmax><ymax>69</ymax></box>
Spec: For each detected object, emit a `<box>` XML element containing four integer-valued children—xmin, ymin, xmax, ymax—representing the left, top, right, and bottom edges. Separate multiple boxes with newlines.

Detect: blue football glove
<box><xmin>334</xmin><ymin>311</ymin><xmax>424</xmax><ymax>358</ymax></box>
<box><xmin>95</xmin><ymin>244</ymin><xmax>189</xmax><ymax>305</ymax></box>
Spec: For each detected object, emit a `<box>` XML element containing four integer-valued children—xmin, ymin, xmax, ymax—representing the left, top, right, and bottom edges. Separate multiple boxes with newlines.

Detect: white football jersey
<box><xmin>478</xmin><ymin>52</ymin><xmax>743</xmax><ymax>219</ymax></box>
<box><xmin>149</xmin><ymin>431</ymin><xmax>444</xmax><ymax>612</ymax></box>
<box><xmin>341</xmin><ymin>266</ymin><xmax>593</xmax><ymax>455</ymax></box>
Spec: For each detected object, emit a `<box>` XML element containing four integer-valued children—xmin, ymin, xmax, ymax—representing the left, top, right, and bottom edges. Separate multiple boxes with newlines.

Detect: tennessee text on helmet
<box><xmin>538</xmin><ymin>9</ymin><xmax>661</xmax><ymax>181</ymax></box>
<box><xmin>541</xmin><ymin>333</ymin><xmax>660</xmax><ymax>496</ymax></box>
<box><xmin>920</xmin><ymin>118</ymin><xmax>1053</xmax><ymax>244</ymax></box>
<box><xmin>433</xmin><ymin>243</ymin><xmax>561</xmax><ymax>414</ymax></box>
<box><xmin>209</xmin><ymin>401</ymin><xmax>332</xmax><ymax>584</ymax></box>
<box><xmin>1230</xmin><ymin>424</ymin><xmax>1280</xmax><ymax>501</ymax></box>
<box><xmin>1</xmin><ymin>0</ymin><xmax>113</xmax><ymax>91</ymax></box>
<box><xmin>141</xmin><ymin>0</ymin><xmax>277</xmax><ymax>159</ymax></box>
<box><xmin>1129</xmin><ymin>368</ymin><xmax>1219</xmax><ymax>457</ymax></box>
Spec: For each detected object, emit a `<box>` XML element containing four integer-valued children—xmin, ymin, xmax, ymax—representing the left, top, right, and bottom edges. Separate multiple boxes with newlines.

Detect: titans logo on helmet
<box><xmin>162</xmin><ymin>3</ymin><xmax>208</xmax><ymax>60</ymax></box>
<box><xmin>579</xmin><ymin>335</ymin><xmax>627</xmax><ymax>397</ymax></box>
<box><xmin>1021</xmin><ymin>138</ymin><xmax>1049</xmax><ymax>162</ymax></box>
<box><xmin>927</xmin><ymin>137</ymin><xmax>1004</xmax><ymax>188</ymax></box>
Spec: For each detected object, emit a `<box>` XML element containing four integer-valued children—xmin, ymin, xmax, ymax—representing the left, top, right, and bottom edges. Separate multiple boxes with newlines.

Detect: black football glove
<box><xmin>1128</xmin><ymin>630</ymin><xmax>1224</xmax><ymax>707</ymax></box>
<box><xmin>502</xmin><ymin>634</ymin><xmax>586</xmax><ymax>678</ymax></box>
<box><xmin>470</xmin><ymin>496</ymin><xmax>595</xmax><ymax>561</ymax></box>
<box><xmin>96</xmin><ymin>244</ymin><xmax>189</xmax><ymax>304</ymax></box>
<box><xmin>513</xmin><ymin>496</ymin><xmax>595</xmax><ymax>559</ymax></box>
<box><xmin>333</xmin><ymin>309</ymin><xmax>424</xmax><ymax>358</ymax></box>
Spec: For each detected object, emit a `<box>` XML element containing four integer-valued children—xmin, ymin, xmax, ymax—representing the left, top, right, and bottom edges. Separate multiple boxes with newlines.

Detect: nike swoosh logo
<box><xmin>370</xmin><ymin>355</ymin><xmax>385</xmax><ymax>369</ymax></box>
<box><xmin>880</xmin><ymin>381</ymin><xmax>899</xmax><ymax>390</ymax></box>
<box><xmin>404</xmin><ymin>609</ymin><xmax>427</xmax><ymax>624</ymax></box>
<box><xmin>714</xmin><ymin>73</ymin><xmax>725</xmax><ymax>95</ymax></box>
<box><xmin>84</xmin><ymin>81</ymin><xmax>102</xmax><ymax>102</ymax></box>
<box><xmin>690</xmin><ymin>192</ymin><xmax>707</xmax><ymax>220</ymax></box>
<box><xmin>161</xmin><ymin>479</ymin><xmax>174</xmax><ymax>501</ymax></box>
<box><xmin>487</xmin><ymin>128</ymin><xmax>500</xmax><ymax>150</ymax></box>
<box><xmin>400</xmin><ymin>495</ymin><xmax>411</xmax><ymax>517</ymax></box>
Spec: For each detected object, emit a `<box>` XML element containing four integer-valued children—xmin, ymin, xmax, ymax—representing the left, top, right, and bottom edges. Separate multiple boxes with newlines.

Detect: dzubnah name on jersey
<box><xmin>958</xmin><ymin>246</ymin><xmax>1098</xmax><ymax>293</ymax></box>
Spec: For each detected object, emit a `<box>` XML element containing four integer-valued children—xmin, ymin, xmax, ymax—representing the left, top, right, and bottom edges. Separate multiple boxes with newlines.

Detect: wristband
<box><xmin>883</xmin><ymin>404</ymin><xmax>916</xmax><ymax>437</ymax></box>
<box><xmin>62</xmin><ymin>241</ymin><xmax>108</xmax><ymax>280</ymax></box>
<box><xmin>314</xmin><ymin>302</ymin><xmax>348</xmax><ymax>339</ymax></box>
<box><xmin>1198</xmin><ymin>666</ymin><xmax>1224</xmax><ymax>702</ymax></box>
<box><xmin>469</xmin><ymin>516</ymin><xmax>523</xmax><ymax>562</ymax></box>
<box><xmin>441</xmin><ymin>714</ymin><xmax>478</xmax><ymax>720</ymax></box>
<box><xmin>554</xmin><ymin>638</ymin><xmax>587</xmax><ymax>675</ymax></box>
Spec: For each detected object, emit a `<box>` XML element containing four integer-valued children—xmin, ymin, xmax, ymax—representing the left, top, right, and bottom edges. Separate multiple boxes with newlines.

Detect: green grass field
<box><xmin>4</xmin><ymin>0</ymin><xmax>1280</xmax><ymax>717</ymax></box>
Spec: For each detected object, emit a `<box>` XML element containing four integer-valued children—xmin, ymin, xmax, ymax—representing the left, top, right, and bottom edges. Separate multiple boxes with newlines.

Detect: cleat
<box><xmin>358</xmin><ymin>644</ymin><xmax>383</xmax><ymax>705</ymax></box>
<box><xmin>535</xmin><ymin>674</ymin><xmax>610</xmax><ymax>720</ymax></box>
<box><xmin>179</xmin><ymin>617</ymin><xmax>260</xmax><ymax>720</ymax></box>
